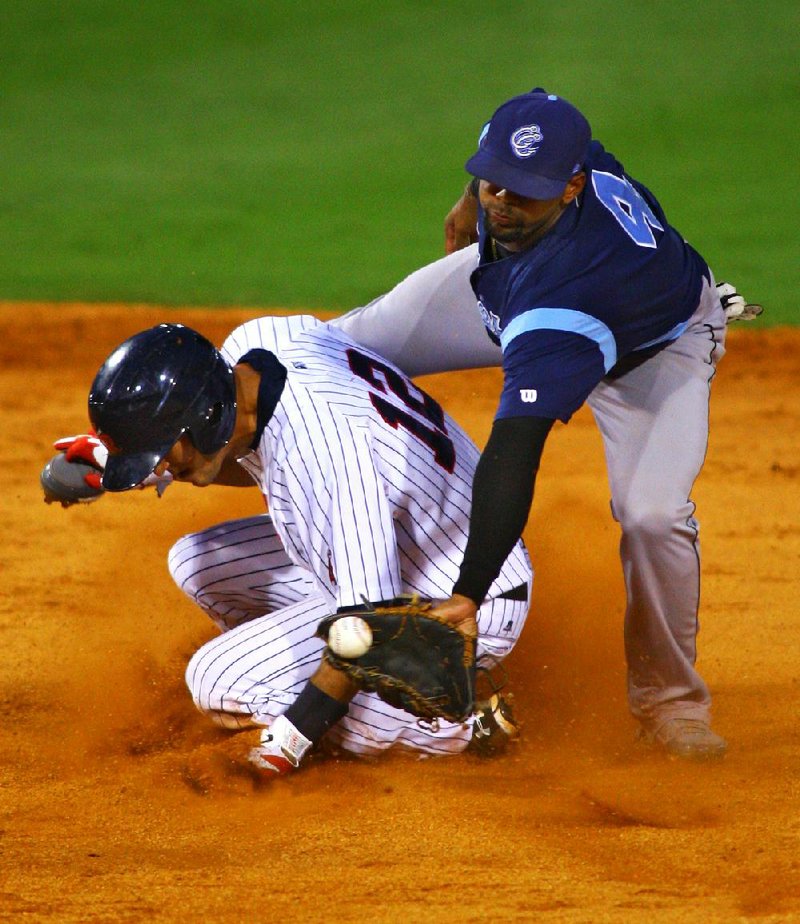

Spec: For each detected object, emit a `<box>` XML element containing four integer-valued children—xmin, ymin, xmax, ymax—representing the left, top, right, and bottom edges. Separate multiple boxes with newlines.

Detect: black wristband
<box><xmin>284</xmin><ymin>682</ymin><xmax>349</xmax><ymax>744</ymax></box>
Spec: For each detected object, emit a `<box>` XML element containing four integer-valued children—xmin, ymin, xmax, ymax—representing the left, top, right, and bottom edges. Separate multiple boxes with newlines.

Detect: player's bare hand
<box><xmin>430</xmin><ymin>594</ymin><xmax>478</xmax><ymax>639</ymax></box>
<box><xmin>444</xmin><ymin>187</ymin><xmax>479</xmax><ymax>254</ymax></box>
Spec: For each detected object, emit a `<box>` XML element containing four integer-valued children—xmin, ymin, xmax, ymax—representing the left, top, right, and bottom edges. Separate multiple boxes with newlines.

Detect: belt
<box><xmin>497</xmin><ymin>583</ymin><xmax>528</xmax><ymax>602</ymax></box>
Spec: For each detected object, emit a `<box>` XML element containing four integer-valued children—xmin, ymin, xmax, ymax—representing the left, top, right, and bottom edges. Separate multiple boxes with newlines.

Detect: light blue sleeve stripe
<box><xmin>499</xmin><ymin>308</ymin><xmax>618</xmax><ymax>372</ymax></box>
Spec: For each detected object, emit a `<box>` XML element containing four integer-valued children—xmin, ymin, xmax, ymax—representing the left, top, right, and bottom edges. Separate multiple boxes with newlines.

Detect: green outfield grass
<box><xmin>1</xmin><ymin>1</ymin><xmax>797</xmax><ymax>322</ymax></box>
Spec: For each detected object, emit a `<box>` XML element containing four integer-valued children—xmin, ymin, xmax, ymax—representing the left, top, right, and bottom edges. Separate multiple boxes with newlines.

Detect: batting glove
<box><xmin>716</xmin><ymin>282</ymin><xmax>764</xmax><ymax>323</ymax></box>
<box><xmin>52</xmin><ymin>431</ymin><xmax>172</xmax><ymax>496</ymax></box>
<box><xmin>248</xmin><ymin>715</ymin><xmax>312</xmax><ymax>775</ymax></box>
<box><xmin>53</xmin><ymin>432</ymin><xmax>108</xmax><ymax>491</ymax></box>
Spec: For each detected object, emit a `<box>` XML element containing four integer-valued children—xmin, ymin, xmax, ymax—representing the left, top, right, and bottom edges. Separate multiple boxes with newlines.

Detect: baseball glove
<box><xmin>317</xmin><ymin>596</ymin><xmax>476</xmax><ymax>723</ymax></box>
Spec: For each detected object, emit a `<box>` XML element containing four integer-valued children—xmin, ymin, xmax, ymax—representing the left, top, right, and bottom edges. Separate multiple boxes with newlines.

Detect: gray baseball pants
<box><xmin>331</xmin><ymin>245</ymin><xmax>727</xmax><ymax>727</ymax></box>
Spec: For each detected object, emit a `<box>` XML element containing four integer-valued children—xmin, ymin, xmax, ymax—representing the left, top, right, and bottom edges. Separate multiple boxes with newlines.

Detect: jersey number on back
<box><xmin>347</xmin><ymin>349</ymin><xmax>456</xmax><ymax>472</ymax></box>
<box><xmin>591</xmin><ymin>170</ymin><xmax>664</xmax><ymax>248</ymax></box>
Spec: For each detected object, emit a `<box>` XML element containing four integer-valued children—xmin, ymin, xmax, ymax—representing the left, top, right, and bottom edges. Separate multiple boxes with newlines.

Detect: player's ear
<box><xmin>562</xmin><ymin>171</ymin><xmax>586</xmax><ymax>204</ymax></box>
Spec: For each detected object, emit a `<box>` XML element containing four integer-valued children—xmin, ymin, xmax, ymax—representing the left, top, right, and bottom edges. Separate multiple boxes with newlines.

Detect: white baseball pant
<box><xmin>171</xmin><ymin>515</ymin><xmax>530</xmax><ymax>757</ymax></box>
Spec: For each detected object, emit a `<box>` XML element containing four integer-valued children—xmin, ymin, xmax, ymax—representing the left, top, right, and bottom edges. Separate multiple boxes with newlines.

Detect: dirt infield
<box><xmin>1</xmin><ymin>303</ymin><xmax>798</xmax><ymax>923</ymax></box>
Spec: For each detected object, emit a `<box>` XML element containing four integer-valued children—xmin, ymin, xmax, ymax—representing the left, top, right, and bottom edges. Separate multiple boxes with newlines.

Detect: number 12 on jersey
<box><xmin>347</xmin><ymin>349</ymin><xmax>456</xmax><ymax>472</ymax></box>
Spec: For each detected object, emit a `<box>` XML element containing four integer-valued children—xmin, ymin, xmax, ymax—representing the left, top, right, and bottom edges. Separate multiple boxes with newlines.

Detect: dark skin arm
<box><xmin>444</xmin><ymin>180</ymin><xmax>479</xmax><ymax>254</ymax></box>
<box><xmin>307</xmin><ymin>658</ymin><xmax>360</xmax><ymax>701</ymax></box>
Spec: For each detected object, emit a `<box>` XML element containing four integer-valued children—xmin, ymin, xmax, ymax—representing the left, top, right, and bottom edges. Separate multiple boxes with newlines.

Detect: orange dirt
<box><xmin>1</xmin><ymin>303</ymin><xmax>798</xmax><ymax>923</ymax></box>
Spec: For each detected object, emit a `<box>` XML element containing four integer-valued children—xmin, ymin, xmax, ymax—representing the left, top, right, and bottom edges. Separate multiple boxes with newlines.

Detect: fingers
<box><xmin>53</xmin><ymin>434</ymin><xmax>83</xmax><ymax>451</ymax></box>
<box><xmin>445</xmin><ymin>227</ymin><xmax>475</xmax><ymax>255</ymax></box>
<box><xmin>444</xmin><ymin>192</ymin><xmax>479</xmax><ymax>254</ymax></box>
<box><xmin>62</xmin><ymin>435</ymin><xmax>108</xmax><ymax>469</ymax></box>
<box><xmin>53</xmin><ymin>428</ymin><xmax>98</xmax><ymax>452</ymax></box>
<box><xmin>84</xmin><ymin>471</ymin><xmax>103</xmax><ymax>490</ymax></box>
<box><xmin>430</xmin><ymin>595</ymin><xmax>479</xmax><ymax>637</ymax></box>
<box><xmin>445</xmin><ymin>216</ymin><xmax>458</xmax><ymax>254</ymax></box>
<box><xmin>716</xmin><ymin>281</ymin><xmax>764</xmax><ymax>322</ymax></box>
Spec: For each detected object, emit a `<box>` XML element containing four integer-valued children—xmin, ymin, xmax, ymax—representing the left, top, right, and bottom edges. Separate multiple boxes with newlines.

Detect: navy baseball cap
<box><xmin>465</xmin><ymin>89</ymin><xmax>591</xmax><ymax>200</ymax></box>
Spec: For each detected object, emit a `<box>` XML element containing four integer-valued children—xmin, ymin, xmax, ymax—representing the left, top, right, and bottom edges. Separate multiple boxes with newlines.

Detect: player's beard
<box><xmin>485</xmin><ymin>203</ymin><xmax>565</xmax><ymax>251</ymax></box>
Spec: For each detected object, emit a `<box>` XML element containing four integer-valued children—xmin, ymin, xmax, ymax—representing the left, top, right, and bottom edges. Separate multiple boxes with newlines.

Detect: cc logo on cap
<box><xmin>510</xmin><ymin>124</ymin><xmax>543</xmax><ymax>158</ymax></box>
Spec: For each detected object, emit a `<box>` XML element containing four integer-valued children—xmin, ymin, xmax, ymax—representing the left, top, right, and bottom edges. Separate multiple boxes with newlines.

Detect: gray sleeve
<box><xmin>329</xmin><ymin>245</ymin><xmax>501</xmax><ymax>377</ymax></box>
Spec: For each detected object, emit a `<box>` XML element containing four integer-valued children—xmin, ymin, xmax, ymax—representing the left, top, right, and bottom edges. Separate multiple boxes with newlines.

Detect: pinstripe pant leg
<box><xmin>185</xmin><ymin>596</ymin><xmax>331</xmax><ymax>729</ymax></box>
<box><xmin>168</xmin><ymin>514</ymin><xmax>316</xmax><ymax>631</ymax></box>
<box><xmin>476</xmin><ymin>577</ymin><xmax>533</xmax><ymax>665</ymax></box>
<box><xmin>327</xmin><ymin>594</ymin><xmax>530</xmax><ymax>757</ymax></box>
<box><xmin>186</xmin><ymin>577</ymin><xmax>531</xmax><ymax>752</ymax></box>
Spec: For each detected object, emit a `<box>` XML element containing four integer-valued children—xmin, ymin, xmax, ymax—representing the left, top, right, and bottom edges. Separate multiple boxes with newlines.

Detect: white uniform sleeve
<box><xmin>221</xmin><ymin>316</ymin><xmax>323</xmax><ymax>366</ymax></box>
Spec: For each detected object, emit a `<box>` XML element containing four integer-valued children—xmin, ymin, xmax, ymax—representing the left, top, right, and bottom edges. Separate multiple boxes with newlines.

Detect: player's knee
<box><xmin>184</xmin><ymin>645</ymin><xmax>259</xmax><ymax>729</ymax></box>
<box><xmin>167</xmin><ymin>532</ymin><xmax>205</xmax><ymax>602</ymax></box>
<box><xmin>617</xmin><ymin>501</ymin><xmax>685</xmax><ymax>543</ymax></box>
<box><xmin>184</xmin><ymin>646</ymin><xmax>214</xmax><ymax>714</ymax></box>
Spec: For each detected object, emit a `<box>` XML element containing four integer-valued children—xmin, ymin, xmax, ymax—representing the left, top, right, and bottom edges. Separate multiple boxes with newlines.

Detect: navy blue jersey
<box><xmin>471</xmin><ymin>141</ymin><xmax>709</xmax><ymax>422</ymax></box>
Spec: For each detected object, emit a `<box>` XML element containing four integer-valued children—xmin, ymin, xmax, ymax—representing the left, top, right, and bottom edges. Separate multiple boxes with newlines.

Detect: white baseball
<box><xmin>328</xmin><ymin>616</ymin><xmax>373</xmax><ymax>658</ymax></box>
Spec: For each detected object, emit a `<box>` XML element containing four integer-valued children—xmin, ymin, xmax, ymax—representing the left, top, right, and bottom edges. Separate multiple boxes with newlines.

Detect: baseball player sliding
<box><xmin>52</xmin><ymin>315</ymin><xmax>532</xmax><ymax>773</ymax></box>
<box><xmin>45</xmin><ymin>87</ymin><xmax>760</xmax><ymax>767</ymax></box>
<box><xmin>332</xmin><ymin>88</ymin><xmax>763</xmax><ymax>761</ymax></box>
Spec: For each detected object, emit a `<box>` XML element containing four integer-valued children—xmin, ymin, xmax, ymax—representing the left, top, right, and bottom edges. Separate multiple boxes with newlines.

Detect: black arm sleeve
<box><xmin>453</xmin><ymin>415</ymin><xmax>554</xmax><ymax>605</ymax></box>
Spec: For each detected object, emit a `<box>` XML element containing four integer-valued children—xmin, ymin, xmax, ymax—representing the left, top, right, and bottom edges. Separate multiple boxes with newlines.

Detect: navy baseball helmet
<box><xmin>88</xmin><ymin>324</ymin><xmax>237</xmax><ymax>491</ymax></box>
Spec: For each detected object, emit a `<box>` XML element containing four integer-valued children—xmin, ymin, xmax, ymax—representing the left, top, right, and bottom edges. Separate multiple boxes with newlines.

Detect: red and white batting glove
<box><xmin>53</xmin><ymin>432</ymin><xmax>107</xmax><ymax>491</ymax></box>
<box><xmin>248</xmin><ymin>715</ymin><xmax>312</xmax><ymax>775</ymax></box>
<box><xmin>53</xmin><ymin>431</ymin><xmax>172</xmax><ymax>496</ymax></box>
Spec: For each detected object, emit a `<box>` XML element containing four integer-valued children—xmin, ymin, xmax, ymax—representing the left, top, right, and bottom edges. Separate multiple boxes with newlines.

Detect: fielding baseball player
<box><xmin>330</xmin><ymin>88</ymin><xmax>763</xmax><ymax>761</ymax></box>
<box><xmin>73</xmin><ymin>315</ymin><xmax>532</xmax><ymax>773</ymax></box>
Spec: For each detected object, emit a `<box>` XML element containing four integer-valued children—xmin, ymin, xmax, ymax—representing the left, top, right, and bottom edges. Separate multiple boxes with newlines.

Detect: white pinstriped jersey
<box><xmin>220</xmin><ymin>315</ymin><xmax>531</xmax><ymax>611</ymax></box>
